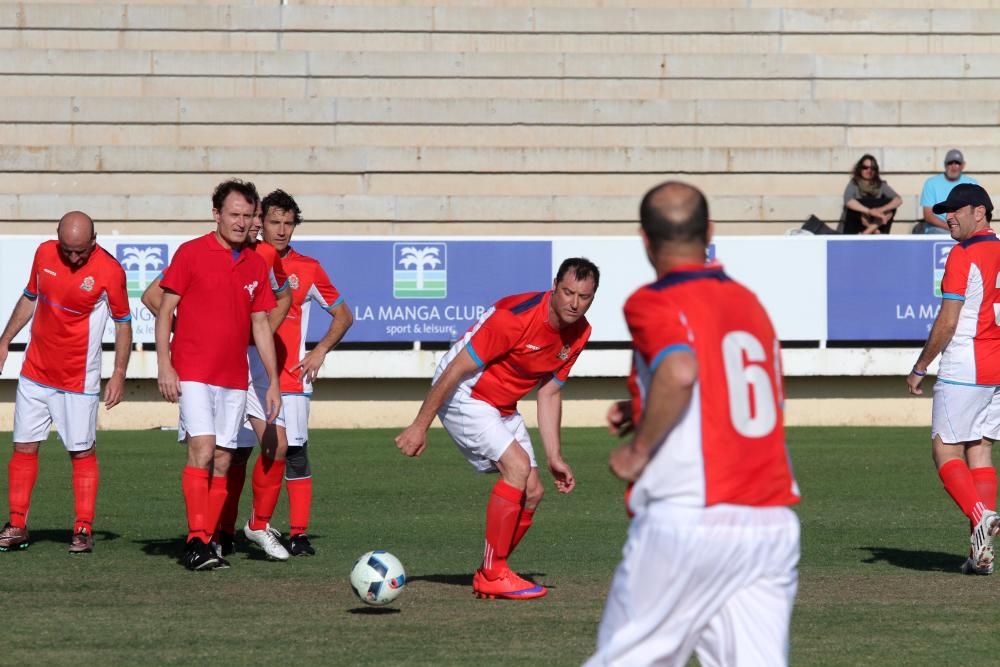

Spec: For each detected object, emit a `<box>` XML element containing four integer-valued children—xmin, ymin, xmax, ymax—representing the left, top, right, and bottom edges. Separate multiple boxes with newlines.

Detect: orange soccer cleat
<box><xmin>473</xmin><ymin>568</ymin><xmax>548</xmax><ymax>600</ymax></box>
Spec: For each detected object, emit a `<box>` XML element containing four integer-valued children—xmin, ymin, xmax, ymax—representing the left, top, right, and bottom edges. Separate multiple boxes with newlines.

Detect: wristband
<box><xmin>911</xmin><ymin>366</ymin><xmax>926</xmax><ymax>377</ymax></box>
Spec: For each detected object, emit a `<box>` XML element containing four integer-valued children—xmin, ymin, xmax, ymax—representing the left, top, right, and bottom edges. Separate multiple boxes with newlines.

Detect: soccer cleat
<box><xmin>208</xmin><ymin>540</ymin><xmax>231</xmax><ymax>569</ymax></box>
<box><xmin>970</xmin><ymin>509</ymin><xmax>1000</xmax><ymax>570</ymax></box>
<box><xmin>181</xmin><ymin>538</ymin><xmax>221</xmax><ymax>571</ymax></box>
<box><xmin>960</xmin><ymin>555</ymin><xmax>994</xmax><ymax>575</ymax></box>
<box><xmin>289</xmin><ymin>533</ymin><xmax>315</xmax><ymax>557</ymax></box>
<box><xmin>216</xmin><ymin>531</ymin><xmax>235</xmax><ymax>557</ymax></box>
<box><xmin>68</xmin><ymin>528</ymin><xmax>93</xmax><ymax>554</ymax></box>
<box><xmin>243</xmin><ymin>521</ymin><xmax>290</xmax><ymax>561</ymax></box>
<box><xmin>0</xmin><ymin>523</ymin><xmax>30</xmax><ymax>552</ymax></box>
<box><xmin>472</xmin><ymin>568</ymin><xmax>547</xmax><ymax>600</ymax></box>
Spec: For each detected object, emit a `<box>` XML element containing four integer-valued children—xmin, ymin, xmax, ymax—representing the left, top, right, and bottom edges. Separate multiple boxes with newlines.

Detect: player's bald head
<box><xmin>639</xmin><ymin>181</ymin><xmax>710</xmax><ymax>250</ymax></box>
<box><xmin>57</xmin><ymin>211</ymin><xmax>96</xmax><ymax>245</ymax></box>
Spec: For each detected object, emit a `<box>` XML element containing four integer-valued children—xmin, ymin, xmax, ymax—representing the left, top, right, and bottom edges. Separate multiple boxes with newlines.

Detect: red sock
<box><xmin>249</xmin><ymin>455</ymin><xmax>285</xmax><ymax>531</ymax></box>
<box><xmin>218</xmin><ymin>463</ymin><xmax>247</xmax><ymax>536</ymax></box>
<box><xmin>181</xmin><ymin>466</ymin><xmax>210</xmax><ymax>543</ymax></box>
<box><xmin>971</xmin><ymin>466</ymin><xmax>998</xmax><ymax>510</ymax></box>
<box><xmin>286</xmin><ymin>477</ymin><xmax>312</xmax><ymax>537</ymax></box>
<box><xmin>481</xmin><ymin>479</ymin><xmax>525</xmax><ymax>579</ymax></box>
<box><xmin>510</xmin><ymin>506</ymin><xmax>535</xmax><ymax>553</ymax></box>
<box><xmin>8</xmin><ymin>450</ymin><xmax>39</xmax><ymax>529</ymax></box>
<box><xmin>205</xmin><ymin>475</ymin><xmax>228</xmax><ymax>544</ymax></box>
<box><xmin>71</xmin><ymin>454</ymin><xmax>99</xmax><ymax>534</ymax></box>
<box><xmin>939</xmin><ymin>459</ymin><xmax>989</xmax><ymax>524</ymax></box>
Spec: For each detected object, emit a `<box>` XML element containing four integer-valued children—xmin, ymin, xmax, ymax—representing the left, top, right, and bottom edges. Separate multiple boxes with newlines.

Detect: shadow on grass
<box><xmin>135</xmin><ymin>536</ymin><xmax>186</xmax><ymax>560</ymax></box>
<box><xmin>347</xmin><ymin>606</ymin><xmax>402</xmax><ymax>615</ymax></box>
<box><xmin>859</xmin><ymin>546</ymin><xmax>962</xmax><ymax>572</ymax></box>
<box><xmin>25</xmin><ymin>528</ymin><xmax>120</xmax><ymax>545</ymax></box>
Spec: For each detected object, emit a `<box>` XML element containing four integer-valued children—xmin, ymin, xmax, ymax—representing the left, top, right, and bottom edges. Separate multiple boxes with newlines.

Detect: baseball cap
<box><xmin>932</xmin><ymin>183</ymin><xmax>993</xmax><ymax>214</ymax></box>
<box><xmin>944</xmin><ymin>148</ymin><xmax>964</xmax><ymax>165</ymax></box>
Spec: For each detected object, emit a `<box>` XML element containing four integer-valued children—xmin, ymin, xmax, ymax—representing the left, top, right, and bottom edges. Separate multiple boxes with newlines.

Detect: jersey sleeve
<box><xmin>251</xmin><ymin>260</ymin><xmax>278</xmax><ymax>313</ymax></box>
<box><xmin>552</xmin><ymin>324</ymin><xmax>591</xmax><ymax>385</ymax></box>
<box><xmin>159</xmin><ymin>245</ymin><xmax>191</xmax><ymax>296</ymax></box>
<box><xmin>466</xmin><ymin>308</ymin><xmax>523</xmax><ymax>368</ymax></box>
<box><xmin>23</xmin><ymin>246</ymin><xmax>41</xmax><ymax>300</ymax></box>
<box><xmin>308</xmin><ymin>263</ymin><xmax>343</xmax><ymax>311</ymax></box>
<box><xmin>941</xmin><ymin>246</ymin><xmax>969</xmax><ymax>300</ymax></box>
<box><xmin>624</xmin><ymin>289</ymin><xmax>694</xmax><ymax>371</ymax></box>
<box><xmin>106</xmin><ymin>261</ymin><xmax>132</xmax><ymax>322</ymax></box>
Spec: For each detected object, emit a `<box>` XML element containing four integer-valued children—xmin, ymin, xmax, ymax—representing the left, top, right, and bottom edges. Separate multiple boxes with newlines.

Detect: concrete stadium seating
<box><xmin>1</xmin><ymin>1</ymin><xmax>996</xmax><ymax>235</ymax></box>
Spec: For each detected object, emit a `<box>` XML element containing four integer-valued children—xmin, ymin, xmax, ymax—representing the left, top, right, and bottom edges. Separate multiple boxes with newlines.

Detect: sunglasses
<box><xmin>947</xmin><ymin>160</ymin><xmax>963</xmax><ymax>166</ymax></box>
<box><xmin>860</xmin><ymin>164</ymin><xmax>876</xmax><ymax>170</ymax></box>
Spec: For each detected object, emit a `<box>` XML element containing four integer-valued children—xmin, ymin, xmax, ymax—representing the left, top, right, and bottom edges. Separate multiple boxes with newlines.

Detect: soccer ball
<box><xmin>350</xmin><ymin>550</ymin><xmax>406</xmax><ymax>606</ymax></box>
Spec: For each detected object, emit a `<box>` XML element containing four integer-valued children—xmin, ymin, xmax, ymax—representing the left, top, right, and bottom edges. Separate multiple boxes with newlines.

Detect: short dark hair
<box><xmin>212</xmin><ymin>179</ymin><xmax>259</xmax><ymax>212</ymax></box>
<box><xmin>261</xmin><ymin>189</ymin><xmax>303</xmax><ymax>225</ymax></box>
<box><xmin>640</xmin><ymin>181</ymin><xmax>710</xmax><ymax>249</ymax></box>
<box><xmin>555</xmin><ymin>257</ymin><xmax>600</xmax><ymax>291</ymax></box>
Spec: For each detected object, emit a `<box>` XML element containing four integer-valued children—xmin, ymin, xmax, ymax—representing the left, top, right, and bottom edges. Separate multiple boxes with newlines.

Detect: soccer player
<box><xmin>0</xmin><ymin>212</ymin><xmax>132</xmax><ymax>554</ymax></box>
<box><xmin>907</xmin><ymin>183</ymin><xmax>1000</xmax><ymax>575</ymax></box>
<box><xmin>229</xmin><ymin>189</ymin><xmax>353</xmax><ymax>558</ymax></box>
<box><xmin>586</xmin><ymin>182</ymin><xmax>800</xmax><ymax>666</ymax></box>
<box><xmin>155</xmin><ymin>179</ymin><xmax>282</xmax><ymax>571</ymax></box>
<box><xmin>394</xmin><ymin>258</ymin><xmax>598</xmax><ymax>600</ymax></box>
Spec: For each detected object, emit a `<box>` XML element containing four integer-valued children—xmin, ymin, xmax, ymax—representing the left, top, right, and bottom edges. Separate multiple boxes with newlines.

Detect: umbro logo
<box><xmin>44</xmin><ymin>268</ymin><xmax>57</xmax><ymax>276</ymax></box>
<box><xmin>525</xmin><ymin>344</ymin><xmax>541</xmax><ymax>350</ymax></box>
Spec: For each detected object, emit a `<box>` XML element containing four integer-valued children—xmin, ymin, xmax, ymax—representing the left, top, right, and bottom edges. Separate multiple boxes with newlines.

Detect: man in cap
<box><xmin>908</xmin><ymin>183</ymin><xmax>1000</xmax><ymax>574</ymax></box>
<box><xmin>920</xmin><ymin>149</ymin><xmax>978</xmax><ymax>234</ymax></box>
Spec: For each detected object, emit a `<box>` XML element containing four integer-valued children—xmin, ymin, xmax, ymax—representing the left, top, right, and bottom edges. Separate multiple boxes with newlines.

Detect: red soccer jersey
<box><xmin>20</xmin><ymin>241</ymin><xmax>131</xmax><ymax>394</ymax></box>
<box><xmin>250</xmin><ymin>239</ymin><xmax>287</xmax><ymax>292</ymax></box>
<box><xmin>938</xmin><ymin>229</ymin><xmax>1000</xmax><ymax>385</ymax></box>
<box><xmin>160</xmin><ymin>233</ymin><xmax>276</xmax><ymax>389</ymax></box>
<box><xmin>436</xmin><ymin>291</ymin><xmax>591</xmax><ymax>416</ymax></box>
<box><xmin>625</xmin><ymin>263</ymin><xmax>799</xmax><ymax>510</ymax></box>
<box><xmin>272</xmin><ymin>246</ymin><xmax>343</xmax><ymax>394</ymax></box>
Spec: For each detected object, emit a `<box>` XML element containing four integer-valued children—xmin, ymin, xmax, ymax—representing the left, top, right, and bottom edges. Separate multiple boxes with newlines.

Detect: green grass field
<box><xmin>1</xmin><ymin>427</ymin><xmax>997</xmax><ymax>665</ymax></box>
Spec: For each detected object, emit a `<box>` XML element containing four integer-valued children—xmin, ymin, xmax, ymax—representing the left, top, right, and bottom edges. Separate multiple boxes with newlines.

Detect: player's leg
<box><xmin>52</xmin><ymin>389</ymin><xmax>100</xmax><ymax>553</ymax></box>
<box><xmin>202</xmin><ymin>385</ymin><xmax>247</xmax><ymax>567</ymax></box>
<box><xmin>244</xmin><ymin>396</ymin><xmax>291</xmax><ymax>561</ymax></box>
<box><xmin>508</xmin><ymin>415</ymin><xmax>541</xmax><ymax>555</ymax></box>
<box><xmin>177</xmin><ymin>382</ymin><xmax>223</xmax><ymax>570</ymax></box>
<box><xmin>3</xmin><ymin>379</ymin><xmax>50</xmax><ymax>550</ymax></box>
<box><xmin>284</xmin><ymin>394</ymin><xmax>314</xmax><ymax>555</ymax></box>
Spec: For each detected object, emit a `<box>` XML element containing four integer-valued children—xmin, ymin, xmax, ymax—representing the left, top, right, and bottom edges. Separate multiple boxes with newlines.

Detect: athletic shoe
<box><xmin>970</xmin><ymin>509</ymin><xmax>1000</xmax><ymax>570</ymax></box>
<box><xmin>960</xmin><ymin>555</ymin><xmax>994</xmax><ymax>575</ymax></box>
<box><xmin>68</xmin><ymin>528</ymin><xmax>93</xmax><ymax>554</ymax></box>
<box><xmin>0</xmin><ymin>523</ymin><xmax>29</xmax><ymax>552</ymax></box>
<box><xmin>289</xmin><ymin>533</ymin><xmax>315</xmax><ymax>557</ymax></box>
<box><xmin>243</xmin><ymin>521</ymin><xmax>290</xmax><ymax>561</ymax></box>
<box><xmin>216</xmin><ymin>531</ymin><xmax>235</xmax><ymax>557</ymax></box>
<box><xmin>472</xmin><ymin>568</ymin><xmax>547</xmax><ymax>600</ymax></box>
<box><xmin>208</xmin><ymin>540</ymin><xmax>231</xmax><ymax>569</ymax></box>
<box><xmin>181</xmin><ymin>538</ymin><xmax>220</xmax><ymax>571</ymax></box>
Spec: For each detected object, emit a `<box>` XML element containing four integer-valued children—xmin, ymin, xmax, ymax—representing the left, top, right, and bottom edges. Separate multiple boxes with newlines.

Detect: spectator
<box><xmin>840</xmin><ymin>154</ymin><xmax>903</xmax><ymax>235</ymax></box>
<box><xmin>920</xmin><ymin>149</ymin><xmax>978</xmax><ymax>235</ymax></box>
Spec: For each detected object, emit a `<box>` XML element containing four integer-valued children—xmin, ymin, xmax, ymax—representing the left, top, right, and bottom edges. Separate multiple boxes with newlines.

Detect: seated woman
<box><xmin>840</xmin><ymin>154</ymin><xmax>904</xmax><ymax>234</ymax></box>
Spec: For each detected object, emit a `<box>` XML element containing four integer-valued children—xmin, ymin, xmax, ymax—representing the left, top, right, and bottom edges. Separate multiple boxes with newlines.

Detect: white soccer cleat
<box><xmin>970</xmin><ymin>509</ymin><xmax>1000</xmax><ymax>571</ymax></box>
<box><xmin>244</xmin><ymin>521</ymin><xmax>290</xmax><ymax>561</ymax></box>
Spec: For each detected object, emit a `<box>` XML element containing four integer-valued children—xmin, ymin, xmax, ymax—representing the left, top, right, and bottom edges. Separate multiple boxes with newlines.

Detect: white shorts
<box><xmin>176</xmin><ymin>381</ymin><xmax>247</xmax><ymax>450</ymax></box>
<box><xmin>931</xmin><ymin>381</ymin><xmax>1000</xmax><ymax>444</ymax></box>
<box><xmin>437</xmin><ymin>390</ymin><xmax>537</xmax><ymax>473</ymax></box>
<box><xmin>586</xmin><ymin>503</ymin><xmax>800</xmax><ymax>667</ymax></box>
<box><xmin>13</xmin><ymin>376</ymin><xmax>98</xmax><ymax>451</ymax></box>
<box><xmin>240</xmin><ymin>387</ymin><xmax>309</xmax><ymax>448</ymax></box>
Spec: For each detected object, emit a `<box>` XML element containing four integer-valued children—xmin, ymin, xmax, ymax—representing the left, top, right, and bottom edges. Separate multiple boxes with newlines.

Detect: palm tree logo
<box><xmin>118</xmin><ymin>244</ymin><xmax>166</xmax><ymax>297</ymax></box>
<box><xmin>393</xmin><ymin>243</ymin><xmax>447</xmax><ymax>298</ymax></box>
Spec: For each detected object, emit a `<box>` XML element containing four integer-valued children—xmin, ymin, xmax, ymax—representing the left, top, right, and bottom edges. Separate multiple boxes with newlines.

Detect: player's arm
<box><xmin>294</xmin><ymin>300</ymin><xmax>354</xmax><ymax>384</ymax></box>
<box><xmin>609</xmin><ymin>349</ymin><xmax>698</xmax><ymax>482</ymax></box>
<box><xmin>0</xmin><ymin>294</ymin><xmax>37</xmax><ymax>373</ymax></box>
<box><xmin>536</xmin><ymin>376</ymin><xmax>575</xmax><ymax>494</ymax></box>
<box><xmin>907</xmin><ymin>297</ymin><xmax>962</xmax><ymax>395</ymax></box>
<box><xmin>104</xmin><ymin>319</ymin><xmax>133</xmax><ymax>410</ymax></box>
<box><xmin>394</xmin><ymin>348</ymin><xmax>480</xmax><ymax>458</ymax></box>
<box><xmin>155</xmin><ymin>290</ymin><xmax>182</xmax><ymax>403</ymax></box>
<box><xmin>140</xmin><ymin>275</ymin><xmax>164</xmax><ymax>313</ymax></box>
<box><xmin>251</xmin><ymin>310</ymin><xmax>282</xmax><ymax>422</ymax></box>
<box><xmin>268</xmin><ymin>284</ymin><xmax>292</xmax><ymax>333</ymax></box>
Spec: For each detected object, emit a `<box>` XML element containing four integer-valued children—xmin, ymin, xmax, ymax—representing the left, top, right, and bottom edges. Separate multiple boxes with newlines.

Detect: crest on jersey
<box><xmin>557</xmin><ymin>344</ymin><xmax>571</xmax><ymax>361</ymax></box>
<box><xmin>244</xmin><ymin>280</ymin><xmax>259</xmax><ymax>299</ymax></box>
<box><xmin>393</xmin><ymin>243</ymin><xmax>447</xmax><ymax>299</ymax></box>
<box><xmin>932</xmin><ymin>242</ymin><xmax>952</xmax><ymax>298</ymax></box>
<box><xmin>80</xmin><ymin>276</ymin><xmax>95</xmax><ymax>292</ymax></box>
<box><xmin>288</xmin><ymin>273</ymin><xmax>300</xmax><ymax>290</ymax></box>
<box><xmin>117</xmin><ymin>244</ymin><xmax>168</xmax><ymax>298</ymax></box>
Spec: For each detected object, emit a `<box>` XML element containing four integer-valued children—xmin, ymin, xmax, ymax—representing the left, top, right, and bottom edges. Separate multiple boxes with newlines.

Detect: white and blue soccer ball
<box><xmin>350</xmin><ymin>550</ymin><xmax>406</xmax><ymax>606</ymax></box>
